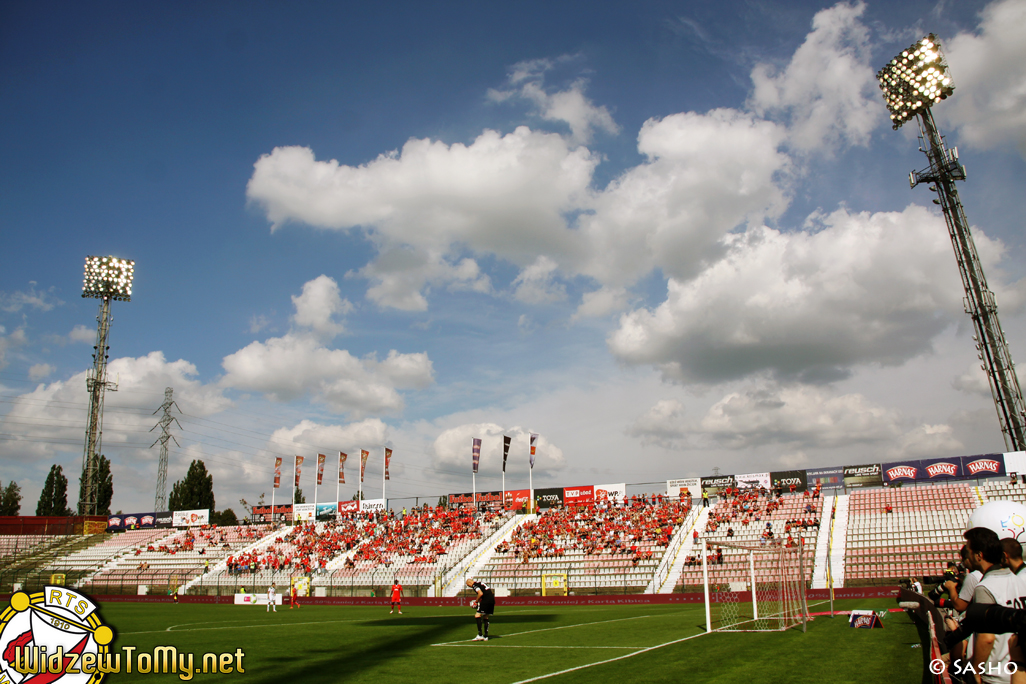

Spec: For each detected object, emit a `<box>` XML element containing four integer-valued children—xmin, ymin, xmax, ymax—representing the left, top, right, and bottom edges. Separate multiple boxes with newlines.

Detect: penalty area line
<box><xmin>432</xmin><ymin>615</ymin><xmax>651</xmax><ymax>646</ymax></box>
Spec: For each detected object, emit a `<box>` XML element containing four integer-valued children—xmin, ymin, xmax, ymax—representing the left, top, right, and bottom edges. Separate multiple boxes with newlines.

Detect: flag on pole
<box><xmin>339</xmin><ymin>452</ymin><xmax>347</xmax><ymax>484</ymax></box>
<box><xmin>472</xmin><ymin>438</ymin><xmax>481</xmax><ymax>474</ymax></box>
<box><xmin>385</xmin><ymin>448</ymin><xmax>392</xmax><ymax>481</ymax></box>
<box><xmin>294</xmin><ymin>455</ymin><xmax>304</xmax><ymax>487</ymax></box>
<box><xmin>360</xmin><ymin>449</ymin><xmax>369</xmax><ymax>483</ymax></box>
<box><xmin>317</xmin><ymin>454</ymin><xmax>326</xmax><ymax>486</ymax></box>
<box><xmin>502</xmin><ymin>436</ymin><xmax>511</xmax><ymax>473</ymax></box>
<box><xmin>274</xmin><ymin>457</ymin><xmax>282</xmax><ymax>489</ymax></box>
<box><xmin>530</xmin><ymin>433</ymin><xmax>538</xmax><ymax>469</ymax></box>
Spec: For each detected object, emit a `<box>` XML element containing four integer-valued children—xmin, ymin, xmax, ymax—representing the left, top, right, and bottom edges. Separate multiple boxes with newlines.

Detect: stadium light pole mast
<box><xmin>79</xmin><ymin>256</ymin><xmax>134</xmax><ymax>515</ymax></box>
<box><xmin>878</xmin><ymin>34</ymin><xmax>1026</xmax><ymax>452</ymax></box>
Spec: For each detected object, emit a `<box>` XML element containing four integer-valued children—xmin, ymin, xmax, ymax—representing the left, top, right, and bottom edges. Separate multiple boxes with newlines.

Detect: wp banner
<box><xmin>843</xmin><ymin>464</ymin><xmax>883</xmax><ymax>489</ymax></box>
<box><xmin>770</xmin><ymin>470</ymin><xmax>808</xmax><ymax>492</ymax></box>
<box><xmin>736</xmin><ymin>472</ymin><xmax>771</xmax><ymax>490</ymax></box>
<box><xmin>667</xmin><ymin>478</ymin><xmax>701</xmax><ymax>499</ymax></box>
<box><xmin>172</xmin><ymin>509</ymin><xmax>210</xmax><ymax>527</ymax></box>
<box><xmin>594</xmin><ymin>483</ymin><xmax>626</xmax><ymax>503</ymax></box>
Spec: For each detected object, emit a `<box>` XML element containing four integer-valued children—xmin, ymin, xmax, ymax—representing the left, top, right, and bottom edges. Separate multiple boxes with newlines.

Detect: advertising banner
<box><xmin>535</xmin><ymin>487</ymin><xmax>564</xmax><ymax>509</ymax></box>
<box><xmin>476</xmin><ymin>491</ymin><xmax>504</xmax><ymax>510</ymax></box>
<box><xmin>843</xmin><ymin>464</ymin><xmax>883</xmax><ymax>489</ymax></box>
<box><xmin>504</xmin><ymin>489</ymin><xmax>531</xmax><ymax>511</ymax></box>
<box><xmin>293</xmin><ymin>503</ymin><xmax>316</xmax><ymax>522</ymax></box>
<box><xmin>107</xmin><ymin>511</ymin><xmax>170</xmax><ymax>531</ymax></box>
<box><xmin>594</xmin><ymin>483</ymin><xmax>626</xmax><ymax>503</ymax></box>
<box><xmin>274</xmin><ymin>457</ymin><xmax>282</xmax><ymax>489</ymax></box>
<box><xmin>770</xmin><ymin>470</ymin><xmax>808</xmax><ymax>492</ymax></box>
<box><xmin>563</xmin><ymin>485</ymin><xmax>594</xmax><ymax>506</ymax></box>
<box><xmin>316</xmin><ymin>502</ymin><xmax>337</xmax><ymax>520</ymax></box>
<box><xmin>251</xmin><ymin>504</ymin><xmax>292</xmax><ymax>522</ymax></box>
<box><xmin>961</xmin><ymin>453</ymin><xmax>1006</xmax><ymax>479</ymax></box>
<box><xmin>360</xmin><ymin>450</ymin><xmax>369</xmax><ymax>482</ymax></box>
<box><xmin>667</xmin><ymin>478</ymin><xmax>701</xmax><ymax>499</ymax></box>
<box><xmin>317</xmin><ymin>453</ymin><xmax>326</xmax><ymax>486</ymax></box>
<box><xmin>700</xmin><ymin>475</ymin><xmax>736</xmax><ymax>496</ymax></box>
<box><xmin>294</xmin><ymin>455</ymin><xmax>304</xmax><ymax>488</ymax></box>
<box><xmin>806</xmin><ymin>467</ymin><xmax>843</xmax><ymax>488</ymax></box>
<box><xmin>919</xmin><ymin>457</ymin><xmax>963</xmax><ymax>480</ymax></box>
<box><xmin>337</xmin><ymin>501</ymin><xmax>359</xmax><ymax>515</ymax></box>
<box><xmin>1005</xmin><ymin>451</ymin><xmax>1026</xmax><ymax>474</ymax></box>
<box><xmin>339</xmin><ymin>452</ymin><xmax>347</xmax><ymax>484</ymax></box>
<box><xmin>361</xmin><ymin>498</ymin><xmax>386</xmax><ymax>513</ymax></box>
<box><xmin>735</xmin><ymin>472</ymin><xmax>771</xmax><ymax>490</ymax></box>
<box><xmin>882</xmin><ymin>461</ymin><xmax>920</xmax><ymax>484</ymax></box>
<box><xmin>448</xmin><ymin>493</ymin><xmax>475</xmax><ymax>509</ymax></box>
<box><xmin>172</xmin><ymin>509</ymin><xmax>210</xmax><ymax>527</ymax></box>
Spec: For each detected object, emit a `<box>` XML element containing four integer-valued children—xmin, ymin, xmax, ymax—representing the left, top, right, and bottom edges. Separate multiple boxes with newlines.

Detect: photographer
<box><xmin>942</xmin><ymin>549</ymin><xmax>982</xmax><ymax>614</ymax></box>
<box><xmin>963</xmin><ymin>527</ymin><xmax>1018</xmax><ymax>684</ymax></box>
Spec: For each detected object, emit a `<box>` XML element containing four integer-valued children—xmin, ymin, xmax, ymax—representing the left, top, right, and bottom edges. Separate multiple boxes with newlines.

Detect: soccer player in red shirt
<box><xmin>290</xmin><ymin>582</ymin><xmax>299</xmax><ymax>609</ymax></box>
<box><xmin>390</xmin><ymin>580</ymin><xmax>403</xmax><ymax>614</ymax></box>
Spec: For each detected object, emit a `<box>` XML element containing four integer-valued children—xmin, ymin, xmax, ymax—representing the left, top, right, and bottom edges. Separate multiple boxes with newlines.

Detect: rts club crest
<box><xmin>0</xmin><ymin>586</ymin><xmax>113</xmax><ymax>683</ymax></box>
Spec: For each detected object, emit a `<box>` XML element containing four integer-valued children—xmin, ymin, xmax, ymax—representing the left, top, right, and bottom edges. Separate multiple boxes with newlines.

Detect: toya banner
<box><xmin>274</xmin><ymin>457</ymin><xmax>282</xmax><ymax>489</ymax></box>
<box><xmin>770</xmin><ymin>470</ymin><xmax>808</xmax><ymax>492</ymax></box>
<box><xmin>806</xmin><ymin>467</ymin><xmax>843</xmax><ymax>487</ymax></box>
<box><xmin>843</xmin><ymin>464</ymin><xmax>883</xmax><ymax>489</ymax></box>
<box><xmin>504</xmin><ymin>488</ymin><xmax>531</xmax><ymax>510</ymax></box>
<box><xmin>961</xmin><ymin>453</ymin><xmax>1005</xmax><ymax>478</ymax></box>
<box><xmin>563</xmin><ymin>486</ymin><xmax>594</xmax><ymax>506</ymax></box>
<box><xmin>919</xmin><ymin>457</ymin><xmax>963</xmax><ymax>480</ymax></box>
<box><xmin>535</xmin><ymin>487</ymin><xmax>564</xmax><ymax>509</ymax></box>
<box><xmin>317</xmin><ymin>453</ymin><xmax>326</xmax><ymax>486</ymax></box>
<box><xmin>882</xmin><ymin>461</ymin><xmax>920</xmax><ymax>484</ymax></box>
<box><xmin>594</xmin><ymin>483</ymin><xmax>626</xmax><ymax>503</ymax></box>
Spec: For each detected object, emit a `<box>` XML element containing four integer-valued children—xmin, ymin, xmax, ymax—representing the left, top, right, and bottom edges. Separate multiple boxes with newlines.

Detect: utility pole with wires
<box><xmin>150</xmin><ymin>387</ymin><xmax>181</xmax><ymax>511</ymax></box>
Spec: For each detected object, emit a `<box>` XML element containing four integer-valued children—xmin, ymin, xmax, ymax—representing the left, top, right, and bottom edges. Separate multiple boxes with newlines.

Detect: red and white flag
<box><xmin>339</xmin><ymin>452</ymin><xmax>347</xmax><ymax>484</ymax></box>
<box><xmin>273</xmin><ymin>457</ymin><xmax>282</xmax><ymax>489</ymax></box>
<box><xmin>360</xmin><ymin>449</ymin><xmax>369</xmax><ymax>483</ymax></box>
<box><xmin>295</xmin><ymin>455</ymin><xmax>304</xmax><ymax>487</ymax></box>
<box><xmin>317</xmin><ymin>453</ymin><xmax>326</xmax><ymax>486</ymax></box>
<box><xmin>385</xmin><ymin>448</ymin><xmax>392</xmax><ymax>481</ymax></box>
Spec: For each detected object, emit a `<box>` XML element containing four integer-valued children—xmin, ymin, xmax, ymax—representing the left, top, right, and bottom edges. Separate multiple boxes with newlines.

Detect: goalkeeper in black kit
<box><xmin>466</xmin><ymin>578</ymin><xmax>495</xmax><ymax>641</ymax></box>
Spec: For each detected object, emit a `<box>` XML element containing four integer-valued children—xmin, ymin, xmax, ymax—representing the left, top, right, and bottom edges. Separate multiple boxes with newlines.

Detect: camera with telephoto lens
<box><xmin>928</xmin><ymin>567</ymin><xmax>963</xmax><ymax>604</ymax></box>
<box><xmin>944</xmin><ymin>603</ymin><xmax>1026</xmax><ymax>650</ymax></box>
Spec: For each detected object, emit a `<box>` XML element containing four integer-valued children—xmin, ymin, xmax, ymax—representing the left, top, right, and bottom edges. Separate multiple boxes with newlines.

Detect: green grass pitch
<box><xmin>98</xmin><ymin>598</ymin><xmax>922</xmax><ymax>683</ymax></box>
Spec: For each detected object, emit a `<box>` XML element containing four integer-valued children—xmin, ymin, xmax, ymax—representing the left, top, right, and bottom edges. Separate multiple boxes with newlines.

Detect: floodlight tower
<box><xmin>877</xmin><ymin>35</ymin><xmax>1026</xmax><ymax>452</ymax></box>
<box><xmin>80</xmin><ymin>256</ymin><xmax>134</xmax><ymax>515</ymax></box>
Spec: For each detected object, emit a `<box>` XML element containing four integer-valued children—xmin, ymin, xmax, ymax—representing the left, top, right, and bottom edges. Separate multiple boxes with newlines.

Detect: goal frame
<box><xmin>701</xmin><ymin>537</ymin><xmax>808</xmax><ymax>633</ymax></box>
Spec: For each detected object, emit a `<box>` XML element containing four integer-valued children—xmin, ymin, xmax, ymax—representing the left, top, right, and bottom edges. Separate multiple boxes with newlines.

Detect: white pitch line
<box><xmin>440</xmin><ymin>645</ymin><xmax>643</xmax><ymax>650</ymax></box>
<box><xmin>119</xmin><ymin>612</ymin><xmax>468</xmax><ymax>635</ymax></box>
<box><xmin>431</xmin><ymin>615</ymin><xmax>651</xmax><ymax>646</ymax></box>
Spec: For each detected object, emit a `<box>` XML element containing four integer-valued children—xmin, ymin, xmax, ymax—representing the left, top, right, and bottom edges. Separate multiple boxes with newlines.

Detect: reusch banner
<box><xmin>735</xmin><ymin>472</ymin><xmax>770</xmax><ymax>490</ymax></box>
<box><xmin>806</xmin><ymin>467</ymin><xmax>843</xmax><ymax>487</ymax></box>
<box><xmin>172</xmin><ymin>509</ymin><xmax>210</xmax><ymax>527</ymax></box>
<box><xmin>316</xmin><ymin>502</ymin><xmax>337</xmax><ymax>520</ymax></box>
<box><xmin>563</xmin><ymin>485</ymin><xmax>594</xmax><ymax>506</ymax></box>
<box><xmin>882</xmin><ymin>461</ymin><xmax>920</xmax><ymax>484</ymax></box>
<box><xmin>700</xmin><ymin>475</ymin><xmax>736</xmax><ymax>496</ymax></box>
<box><xmin>919</xmin><ymin>457</ymin><xmax>963</xmax><ymax>480</ymax></box>
<box><xmin>961</xmin><ymin>453</ymin><xmax>1006</xmax><ymax>478</ymax></box>
<box><xmin>843</xmin><ymin>464</ymin><xmax>883</xmax><ymax>489</ymax></box>
<box><xmin>594</xmin><ymin>483</ymin><xmax>626</xmax><ymax>503</ymax></box>
<box><xmin>535</xmin><ymin>487</ymin><xmax>564</xmax><ymax>509</ymax></box>
<box><xmin>504</xmin><ymin>489</ymin><xmax>531</xmax><ymax>510</ymax></box>
<box><xmin>667</xmin><ymin>478</ymin><xmax>701</xmax><ymax>499</ymax></box>
<box><xmin>770</xmin><ymin>470</ymin><xmax>808</xmax><ymax>492</ymax></box>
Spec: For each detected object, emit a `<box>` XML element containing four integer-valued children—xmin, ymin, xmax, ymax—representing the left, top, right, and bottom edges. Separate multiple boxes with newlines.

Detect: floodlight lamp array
<box><xmin>877</xmin><ymin>34</ymin><xmax>955</xmax><ymax>130</ymax></box>
<box><xmin>82</xmin><ymin>255</ymin><xmax>134</xmax><ymax>301</ymax></box>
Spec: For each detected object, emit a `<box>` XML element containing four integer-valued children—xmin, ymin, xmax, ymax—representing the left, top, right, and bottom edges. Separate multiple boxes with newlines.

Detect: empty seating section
<box><xmin>981</xmin><ymin>480</ymin><xmax>1026</xmax><ymax>505</ymax></box>
<box><xmin>843</xmin><ymin>483</ymin><xmax>976</xmax><ymax>583</ymax></box>
<box><xmin>480</xmin><ymin>497</ymin><xmax>690</xmax><ymax>594</ymax></box>
<box><xmin>677</xmin><ymin>491</ymin><xmax>821</xmax><ymax>590</ymax></box>
<box><xmin>78</xmin><ymin>525</ymin><xmax>273</xmax><ymax>593</ymax></box>
<box><xmin>0</xmin><ymin>535</ymin><xmax>55</xmax><ymax>561</ymax></box>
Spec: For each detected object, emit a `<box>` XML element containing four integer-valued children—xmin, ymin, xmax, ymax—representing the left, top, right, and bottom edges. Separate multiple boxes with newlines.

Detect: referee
<box><xmin>466</xmin><ymin>578</ymin><xmax>495</xmax><ymax>641</ymax></box>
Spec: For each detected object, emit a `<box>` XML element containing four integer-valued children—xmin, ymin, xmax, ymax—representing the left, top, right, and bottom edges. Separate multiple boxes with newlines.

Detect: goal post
<box><xmin>541</xmin><ymin>573</ymin><xmax>568</xmax><ymax>596</ymax></box>
<box><xmin>702</xmin><ymin>538</ymin><xmax>807</xmax><ymax>633</ymax></box>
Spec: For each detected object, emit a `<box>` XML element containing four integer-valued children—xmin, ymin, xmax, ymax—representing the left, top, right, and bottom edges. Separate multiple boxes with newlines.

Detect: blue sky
<box><xmin>2</xmin><ymin>0</ymin><xmax>1025</xmax><ymax>514</ymax></box>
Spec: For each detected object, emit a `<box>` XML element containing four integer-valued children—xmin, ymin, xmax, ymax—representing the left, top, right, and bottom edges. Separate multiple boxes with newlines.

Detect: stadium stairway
<box><xmin>652</xmin><ymin>506</ymin><xmax>705</xmax><ymax>594</ymax></box>
<box><xmin>439</xmin><ymin>513</ymin><xmax>529</xmax><ymax>597</ymax></box>
<box><xmin>828</xmin><ymin>494</ymin><xmax>849</xmax><ymax>587</ymax></box>
<box><xmin>810</xmin><ymin>495</ymin><xmax>835</xmax><ymax>589</ymax></box>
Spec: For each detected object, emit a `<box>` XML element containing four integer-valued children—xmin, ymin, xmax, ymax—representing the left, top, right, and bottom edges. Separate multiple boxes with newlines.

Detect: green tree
<box><xmin>168</xmin><ymin>460</ymin><xmax>215</xmax><ymax>512</ymax></box>
<box><xmin>211</xmin><ymin>508</ymin><xmax>238</xmax><ymax>526</ymax></box>
<box><xmin>36</xmin><ymin>465</ymin><xmax>73</xmax><ymax>516</ymax></box>
<box><xmin>0</xmin><ymin>480</ymin><xmax>23</xmax><ymax>516</ymax></box>
<box><xmin>294</xmin><ymin>487</ymin><xmax>306</xmax><ymax>504</ymax></box>
<box><xmin>352</xmin><ymin>491</ymin><xmax>365</xmax><ymax>501</ymax></box>
<box><xmin>77</xmin><ymin>455</ymin><xmax>114</xmax><ymax>515</ymax></box>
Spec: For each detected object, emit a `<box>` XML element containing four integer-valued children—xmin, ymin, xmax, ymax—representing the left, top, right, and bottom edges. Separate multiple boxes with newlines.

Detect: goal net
<box><xmin>701</xmin><ymin>538</ymin><xmax>807</xmax><ymax>633</ymax></box>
